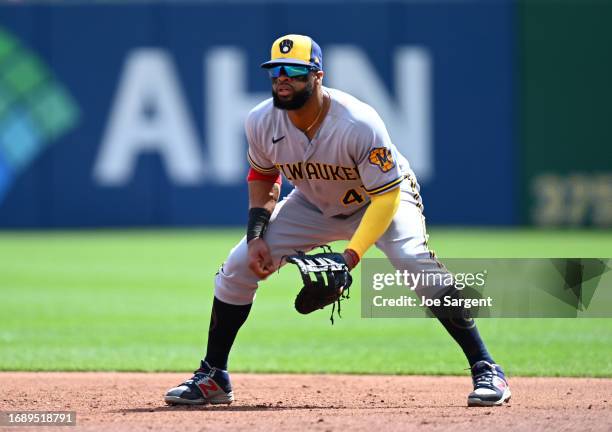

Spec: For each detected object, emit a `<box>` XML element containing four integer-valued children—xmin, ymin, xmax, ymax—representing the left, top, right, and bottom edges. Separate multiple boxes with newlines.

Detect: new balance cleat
<box><xmin>165</xmin><ymin>360</ymin><xmax>234</xmax><ymax>405</ymax></box>
<box><xmin>467</xmin><ymin>360</ymin><xmax>511</xmax><ymax>407</ymax></box>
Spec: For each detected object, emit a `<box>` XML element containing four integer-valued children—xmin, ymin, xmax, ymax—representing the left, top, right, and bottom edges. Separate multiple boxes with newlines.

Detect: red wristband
<box><xmin>343</xmin><ymin>248</ymin><xmax>360</xmax><ymax>270</ymax></box>
<box><xmin>247</xmin><ymin>167</ymin><xmax>282</xmax><ymax>185</ymax></box>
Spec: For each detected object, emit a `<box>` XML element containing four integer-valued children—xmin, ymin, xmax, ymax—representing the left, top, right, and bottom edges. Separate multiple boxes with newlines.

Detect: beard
<box><xmin>272</xmin><ymin>80</ymin><xmax>314</xmax><ymax>110</ymax></box>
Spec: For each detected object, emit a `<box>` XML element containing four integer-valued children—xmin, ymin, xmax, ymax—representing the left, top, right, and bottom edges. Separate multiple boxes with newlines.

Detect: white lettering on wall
<box><xmin>94</xmin><ymin>49</ymin><xmax>205</xmax><ymax>185</ymax></box>
<box><xmin>206</xmin><ymin>48</ymin><xmax>268</xmax><ymax>183</ymax></box>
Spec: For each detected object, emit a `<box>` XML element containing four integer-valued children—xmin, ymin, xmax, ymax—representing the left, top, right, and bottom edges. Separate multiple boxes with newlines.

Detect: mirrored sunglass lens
<box><xmin>268</xmin><ymin>65</ymin><xmax>310</xmax><ymax>78</ymax></box>
<box><xmin>268</xmin><ymin>66</ymin><xmax>283</xmax><ymax>78</ymax></box>
<box><xmin>284</xmin><ymin>66</ymin><xmax>310</xmax><ymax>77</ymax></box>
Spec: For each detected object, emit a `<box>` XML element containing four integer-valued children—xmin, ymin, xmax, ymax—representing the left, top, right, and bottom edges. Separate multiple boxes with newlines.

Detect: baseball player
<box><xmin>165</xmin><ymin>34</ymin><xmax>511</xmax><ymax>407</ymax></box>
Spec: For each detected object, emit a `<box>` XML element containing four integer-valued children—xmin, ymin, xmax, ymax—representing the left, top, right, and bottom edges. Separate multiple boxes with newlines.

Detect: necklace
<box><xmin>303</xmin><ymin>92</ymin><xmax>329</xmax><ymax>134</ymax></box>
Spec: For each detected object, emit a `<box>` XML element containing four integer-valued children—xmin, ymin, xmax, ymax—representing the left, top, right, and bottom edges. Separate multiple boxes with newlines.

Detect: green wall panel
<box><xmin>520</xmin><ymin>0</ymin><xmax>612</xmax><ymax>227</ymax></box>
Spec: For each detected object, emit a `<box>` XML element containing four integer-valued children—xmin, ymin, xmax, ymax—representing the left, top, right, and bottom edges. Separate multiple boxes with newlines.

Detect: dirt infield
<box><xmin>0</xmin><ymin>373</ymin><xmax>611</xmax><ymax>431</ymax></box>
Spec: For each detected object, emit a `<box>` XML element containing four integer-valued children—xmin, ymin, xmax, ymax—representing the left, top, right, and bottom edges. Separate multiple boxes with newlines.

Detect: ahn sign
<box><xmin>0</xmin><ymin>2</ymin><xmax>514</xmax><ymax>227</ymax></box>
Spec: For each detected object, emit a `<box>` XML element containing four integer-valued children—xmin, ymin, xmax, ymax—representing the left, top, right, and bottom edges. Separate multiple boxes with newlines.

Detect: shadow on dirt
<box><xmin>116</xmin><ymin>403</ymin><xmax>464</xmax><ymax>413</ymax></box>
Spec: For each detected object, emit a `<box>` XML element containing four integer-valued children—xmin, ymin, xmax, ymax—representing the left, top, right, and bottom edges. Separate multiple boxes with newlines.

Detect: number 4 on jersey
<box><xmin>342</xmin><ymin>188</ymin><xmax>364</xmax><ymax>206</ymax></box>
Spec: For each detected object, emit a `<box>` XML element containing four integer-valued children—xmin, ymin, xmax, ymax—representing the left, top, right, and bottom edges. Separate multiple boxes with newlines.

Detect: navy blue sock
<box><xmin>204</xmin><ymin>297</ymin><xmax>252</xmax><ymax>370</ymax></box>
<box><xmin>427</xmin><ymin>288</ymin><xmax>494</xmax><ymax>366</ymax></box>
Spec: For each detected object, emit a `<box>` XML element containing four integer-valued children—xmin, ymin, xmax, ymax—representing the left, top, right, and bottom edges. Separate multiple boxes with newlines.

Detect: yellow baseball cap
<box><xmin>261</xmin><ymin>34</ymin><xmax>323</xmax><ymax>70</ymax></box>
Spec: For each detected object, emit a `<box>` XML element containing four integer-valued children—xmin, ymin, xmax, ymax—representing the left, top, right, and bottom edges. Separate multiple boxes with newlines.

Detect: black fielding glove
<box><xmin>285</xmin><ymin>246</ymin><xmax>353</xmax><ymax>324</ymax></box>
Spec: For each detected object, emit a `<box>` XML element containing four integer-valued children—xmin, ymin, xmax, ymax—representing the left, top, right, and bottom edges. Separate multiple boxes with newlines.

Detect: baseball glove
<box><xmin>285</xmin><ymin>246</ymin><xmax>353</xmax><ymax>324</ymax></box>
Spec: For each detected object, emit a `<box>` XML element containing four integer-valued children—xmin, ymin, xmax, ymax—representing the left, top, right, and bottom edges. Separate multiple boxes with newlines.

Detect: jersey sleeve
<box><xmin>353</xmin><ymin>112</ymin><xmax>404</xmax><ymax>196</ymax></box>
<box><xmin>245</xmin><ymin>110</ymin><xmax>278</xmax><ymax>175</ymax></box>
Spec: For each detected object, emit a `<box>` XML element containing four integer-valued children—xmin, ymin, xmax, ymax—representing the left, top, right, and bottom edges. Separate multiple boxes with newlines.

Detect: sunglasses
<box><xmin>268</xmin><ymin>65</ymin><xmax>313</xmax><ymax>79</ymax></box>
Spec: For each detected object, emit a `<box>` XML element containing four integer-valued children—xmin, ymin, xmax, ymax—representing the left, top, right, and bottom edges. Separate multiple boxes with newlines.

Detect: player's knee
<box><xmin>214</xmin><ymin>268</ymin><xmax>258</xmax><ymax>305</ymax></box>
<box><xmin>213</xmin><ymin>239</ymin><xmax>260</xmax><ymax>305</ymax></box>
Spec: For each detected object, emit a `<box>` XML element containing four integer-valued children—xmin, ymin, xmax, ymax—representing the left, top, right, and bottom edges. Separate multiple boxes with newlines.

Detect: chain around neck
<box><xmin>303</xmin><ymin>91</ymin><xmax>329</xmax><ymax>134</ymax></box>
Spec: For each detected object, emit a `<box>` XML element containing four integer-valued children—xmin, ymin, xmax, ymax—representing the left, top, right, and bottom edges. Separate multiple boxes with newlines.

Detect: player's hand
<box><xmin>247</xmin><ymin>238</ymin><xmax>275</xmax><ymax>279</ymax></box>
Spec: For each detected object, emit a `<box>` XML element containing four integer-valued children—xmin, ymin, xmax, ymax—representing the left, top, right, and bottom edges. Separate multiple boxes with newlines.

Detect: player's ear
<box><xmin>315</xmin><ymin>70</ymin><xmax>324</xmax><ymax>83</ymax></box>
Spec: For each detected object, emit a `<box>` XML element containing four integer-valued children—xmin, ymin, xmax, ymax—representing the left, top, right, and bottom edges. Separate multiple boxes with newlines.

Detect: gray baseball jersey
<box><xmin>213</xmin><ymin>87</ymin><xmax>447</xmax><ymax>306</ymax></box>
<box><xmin>246</xmin><ymin>87</ymin><xmax>415</xmax><ymax>217</ymax></box>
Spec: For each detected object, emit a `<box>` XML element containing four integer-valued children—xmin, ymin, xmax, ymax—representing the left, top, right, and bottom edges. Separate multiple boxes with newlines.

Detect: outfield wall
<box><xmin>0</xmin><ymin>1</ymin><xmax>608</xmax><ymax>228</ymax></box>
<box><xmin>0</xmin><ymin>1</ymin><xmax>515</xmax><ymax>227</ymax></box>
<box><xmin>518</xmin><ymin>0</ymin><xmax>612</xmax><ymax>227</ymax></box>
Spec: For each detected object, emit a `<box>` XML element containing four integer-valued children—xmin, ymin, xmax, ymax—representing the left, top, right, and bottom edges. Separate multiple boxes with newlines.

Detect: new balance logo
<box><xmin>197</xmin><ymin>379</ymin><xmax>220</xmax><ymax>396</ymax></box>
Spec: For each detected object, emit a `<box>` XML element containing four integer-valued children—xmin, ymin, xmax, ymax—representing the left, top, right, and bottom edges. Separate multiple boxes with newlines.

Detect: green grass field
<box><xmin>0</xmin><ymin>228</ymin><xmax>611</xmax><ymax>377</ymax></box>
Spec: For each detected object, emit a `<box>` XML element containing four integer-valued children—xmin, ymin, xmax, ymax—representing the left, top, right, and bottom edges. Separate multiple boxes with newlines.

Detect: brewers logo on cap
<box><xmin>279</xmin><ymin>39</ymin><xmax>293</xmax><ymax>54</ymax></box>
<box><xmin>261</xmin><ymin>34</ymin><xmax>323</xmax><ymax>70</ymax></box>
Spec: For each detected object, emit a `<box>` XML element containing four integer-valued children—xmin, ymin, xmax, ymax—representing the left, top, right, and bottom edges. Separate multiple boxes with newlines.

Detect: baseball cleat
<box><xmin>467</xmin><ymin>360</ymin><xmax>511</xmax><ymax>407</ymax></box>
<box><xmin>165</xmin><ymin>360</ymin><xmax>234</xmax><ymax>405</ymax></box>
